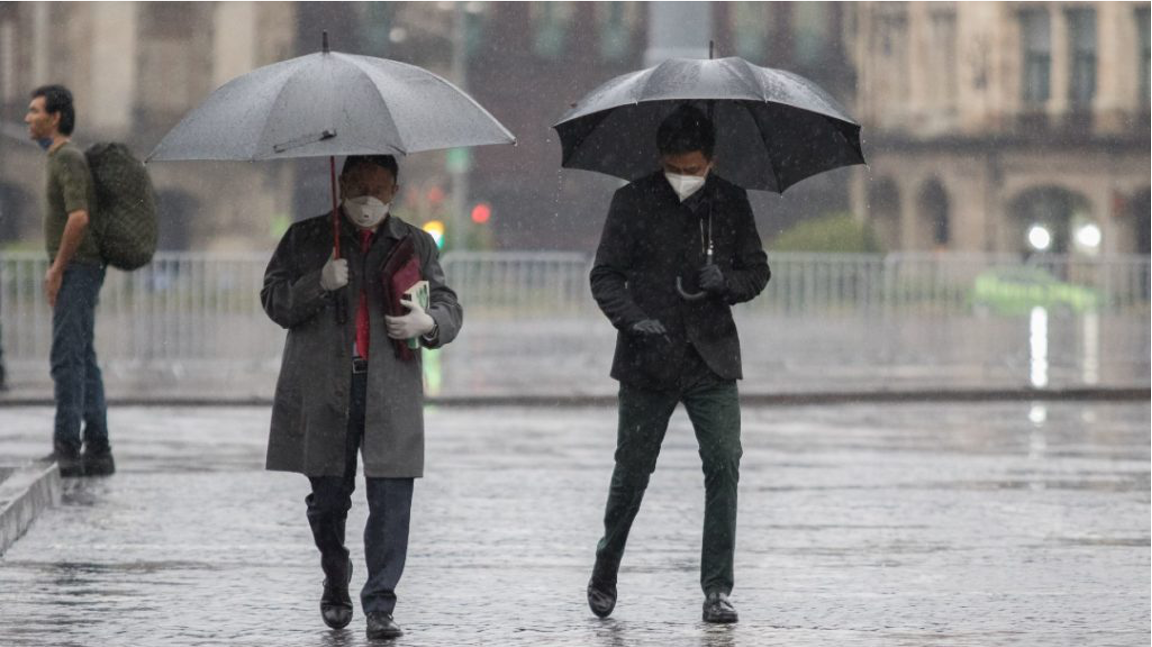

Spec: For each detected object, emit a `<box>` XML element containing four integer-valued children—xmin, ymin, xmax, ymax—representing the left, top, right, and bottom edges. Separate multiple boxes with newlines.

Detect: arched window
<box><xmin>917</xmin><ymin>179</ymin><xmax>950</xmax><ymax>249</ymax></box>
<box><xmin>868</xmin><ymin>177</ymin><xmax>901</xmax><ymax>252</ymax></box>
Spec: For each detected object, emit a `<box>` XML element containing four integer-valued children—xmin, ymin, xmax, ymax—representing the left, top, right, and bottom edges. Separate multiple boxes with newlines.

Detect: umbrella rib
<box><xmin>253</xmin><ymin>61</ymin><xmax>322</xmax><ymax>160</ymax></box>
<box><xmin>346</xmin><ymin>54</ymin><xmax>516</xmax><ymax>149</ymax></box>
<box><xmin>721</xmin><ymin>59</ymin><xmax>768</xmax><ymax>101</ymax></box>
<box><xmin>338</xmin><ymin>54</ymin><xmax>412</xmax><ymax>155</ymax></box>
<box><xmin>748</xmin><ymin>101</ymin><xmax>783</xmax><ymax>192</ymax></box>
<box><xmin>558</xmin><ymin>111</ymin><xmax>615</xmax><ymax>167</ymax></box>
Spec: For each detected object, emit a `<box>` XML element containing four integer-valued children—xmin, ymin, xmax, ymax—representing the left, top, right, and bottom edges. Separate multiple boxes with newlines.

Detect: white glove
<box><xmin>320</xmin><ymin>253</ymin><xmax>348</xmax><ymax>291</ymax></box>
<box><xmin>386</xmin><ymin>297</ymin><xmax>436</xmax><ymax>340</ymax></box>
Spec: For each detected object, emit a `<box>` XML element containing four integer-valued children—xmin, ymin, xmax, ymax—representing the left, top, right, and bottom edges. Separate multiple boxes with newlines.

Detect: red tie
<box><xmin>355</xmin><ymin>230</ymin><xmax>373</xmax><ymax>358</ymax></box>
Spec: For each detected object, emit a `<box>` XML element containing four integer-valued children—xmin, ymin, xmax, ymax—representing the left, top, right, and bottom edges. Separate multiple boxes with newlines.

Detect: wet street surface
<box><xmin>0</xmin><ymin>401</ymin><xmax>1148</xmax><ymax>646</ymax></box>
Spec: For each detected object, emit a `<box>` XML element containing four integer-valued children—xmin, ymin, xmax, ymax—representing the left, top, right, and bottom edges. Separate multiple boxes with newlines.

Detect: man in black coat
<box><xmin>586</xmin><ymin>105</ymin><xmax>770</xmax><ymax>623</ymax></box>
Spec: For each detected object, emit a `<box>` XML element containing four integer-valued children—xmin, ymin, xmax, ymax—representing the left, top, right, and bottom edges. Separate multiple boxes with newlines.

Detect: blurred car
<box><xmin>971</xmin><ymin>266</ymin><xmax>1100</xmax><ymax>315</ymax></box>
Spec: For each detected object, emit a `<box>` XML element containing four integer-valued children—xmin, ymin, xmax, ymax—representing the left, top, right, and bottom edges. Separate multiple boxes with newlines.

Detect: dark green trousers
<box><xmin>593</xmin><ymin>349</ymin><xmax>742</xmax><ymax>595</ymax></box>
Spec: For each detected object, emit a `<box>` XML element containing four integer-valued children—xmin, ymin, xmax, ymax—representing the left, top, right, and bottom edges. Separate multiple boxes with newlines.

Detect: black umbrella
<box><xmin>552</xmin><ymin>55</ymin><xmax>865</xmax><ymax>193</ymax></box>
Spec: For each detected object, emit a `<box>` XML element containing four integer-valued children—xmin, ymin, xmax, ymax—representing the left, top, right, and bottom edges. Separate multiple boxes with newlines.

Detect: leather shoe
<box><xmin>702</xmin><ymin>591</ymin><xmax>738</xmax><ymax>623</ymax></box>
<box><xmin>320</xmin><ymin>561</ymin><xmax>353</xmax><ymax>629</ymax></box>
<box><xmin>82</xmin><ymin>447</ymin><xmax>116</xmax><ymax>477</ymax></box>
<box><xmin>47</xmin><ymin>447</ymin><xmax>83</xmax><ymax>478</ymax></box>
<box><xmin>587</xmin><ymin>577</ymin><xmax>617</xmax><ymax>618</ymax></box>
<box><xmin>365</xmin><ymin>612</ymin><xmax>403</xmax><ymax>640</ymax></box>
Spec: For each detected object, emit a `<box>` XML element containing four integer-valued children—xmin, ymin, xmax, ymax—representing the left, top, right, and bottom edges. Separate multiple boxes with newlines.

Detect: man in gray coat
<box><xmin>262</xmin><ymin>155</ymin><xmax>462</xmax><ymax>640</ymax></box>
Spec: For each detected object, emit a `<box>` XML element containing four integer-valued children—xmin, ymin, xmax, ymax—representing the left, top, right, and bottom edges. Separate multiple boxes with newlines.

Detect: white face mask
<box><xmin>665</xmin><ymin>172</ymin><xmax>707</xmax><ymax>202</ymax></box>
<box><xmin>343</xmin><ymin>196</ymin><xmax>390</xmax><ymax>229</ymax></box>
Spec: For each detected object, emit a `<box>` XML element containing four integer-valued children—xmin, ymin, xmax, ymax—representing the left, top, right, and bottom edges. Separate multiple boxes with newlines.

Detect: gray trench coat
<box><xmin>261</xmin><ymin>212</ymin><xmax>462</xmax><ymax>478</ymax></box>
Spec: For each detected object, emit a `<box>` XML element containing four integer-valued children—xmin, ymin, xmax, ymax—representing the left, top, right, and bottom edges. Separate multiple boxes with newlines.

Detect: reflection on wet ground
<box><xmin>0</xmin><ymin>401</ymin><xmax>1148</xmax><ymax>646</ymax></box>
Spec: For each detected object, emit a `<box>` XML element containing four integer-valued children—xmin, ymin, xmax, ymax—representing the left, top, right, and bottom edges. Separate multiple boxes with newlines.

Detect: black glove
<box><xmin>698</xmin><ymin>264</ymin><xmax>727</xmax><ymax>295</ymax></box>
<box><xmin>631</xmin><ymin>319</ymin><xmax>667</xmax><ymax>335</ymax></box>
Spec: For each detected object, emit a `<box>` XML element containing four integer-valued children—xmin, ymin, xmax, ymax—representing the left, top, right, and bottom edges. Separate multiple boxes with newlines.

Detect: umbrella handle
<box><xmin>676</xmin><ymin>276</ymin><xmax>707</xmax><ymax>301</ymax></box>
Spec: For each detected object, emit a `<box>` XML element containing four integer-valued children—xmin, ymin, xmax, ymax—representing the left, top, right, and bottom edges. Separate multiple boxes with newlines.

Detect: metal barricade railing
<box><xmin>0</xmin><ymin>250</ymin><xmax>1147</xmax><ymax>363</ymax></box>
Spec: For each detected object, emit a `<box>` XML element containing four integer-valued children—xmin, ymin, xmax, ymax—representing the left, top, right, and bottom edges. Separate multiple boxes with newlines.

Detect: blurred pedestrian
<box><xmin>261</xmin><ymin>154</ymin><xmax>462</xmax><ymax>640</ymax></box>
<box><xmin>586</xmin><ymin>105</ymin><xmax>770</xmax><ymax>623</ymax></box>
<box><xmin>26</xmin><ymin>84</ymin><xmax>112</xmax><ymax>477</ymax></box>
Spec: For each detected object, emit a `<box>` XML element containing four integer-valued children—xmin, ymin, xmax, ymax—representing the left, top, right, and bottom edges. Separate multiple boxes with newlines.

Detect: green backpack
<box><xmin>85</xmin><ymin>143</ymin><xmax>158</xmax><ymax>270</ymax></box>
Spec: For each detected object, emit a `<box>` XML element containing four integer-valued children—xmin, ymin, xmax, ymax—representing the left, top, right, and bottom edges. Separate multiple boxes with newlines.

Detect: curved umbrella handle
<box><xmin>676</xmin><ymin>276</ymin><xmax>707</xmax><ymax>301</ymax></box>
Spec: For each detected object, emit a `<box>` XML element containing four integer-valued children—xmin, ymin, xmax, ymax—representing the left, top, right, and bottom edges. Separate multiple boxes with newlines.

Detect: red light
<box><xmin>471</xmin><ymin>203</ymin><xmax>491</xmax><ymax>224</ymax></box>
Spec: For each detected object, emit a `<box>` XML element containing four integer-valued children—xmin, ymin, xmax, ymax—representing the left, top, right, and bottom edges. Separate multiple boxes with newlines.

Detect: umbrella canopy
<box><xmin>553</xmin><ymin>56</ymin><xmax>864</xmax><ymax>193</ymax></box>
<box><xmin>146</xmin><ymin>35</ymin><xmax>515</xmax><ymax>324</ymax></box>
<box><xmin>148</xmin><ymin>48</ymin><xmax>515</xmax><ymax>162</ymax></box>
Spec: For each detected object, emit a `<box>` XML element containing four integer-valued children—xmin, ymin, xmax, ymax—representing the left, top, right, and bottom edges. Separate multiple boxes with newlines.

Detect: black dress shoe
<box><xmin>702</xmin><ymin>591</ymin><xmax>738</xmax><ymax>624</ymax></box>
<box><xmin>365</xmin><ymin>612</ymin><xmax>403</xmax><ymax>640</ymax></box>
<box><xmin>321</xmin><ymin>561</ymin><xmax>353</xmax><ymax>629</ymax></box>
<box><xmin>587</xmin><ymin>577</ymin><xmax>617</xmax><ymax>618</ymax></box>
<box><xmin>81</xmin><ymin>448</ymin><xmax>116</xmax><ymax>477</ymax></box>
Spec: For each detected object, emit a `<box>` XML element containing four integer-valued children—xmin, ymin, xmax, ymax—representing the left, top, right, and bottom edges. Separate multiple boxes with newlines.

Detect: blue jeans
<box><xmin>51</xmin><ymin>262</ymin><xmax>108</xmax><ymax>454</ymax></box>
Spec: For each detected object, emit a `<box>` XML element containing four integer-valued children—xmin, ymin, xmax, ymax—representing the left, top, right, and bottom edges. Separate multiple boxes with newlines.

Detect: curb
<box><xmin>0</xmin><ymin>386</ymin><xmax>1147</xmax><ymax>408</ymax></box>
<box><xmin>0</xmin><ymin>461</ymin><xmax>62</xmax><ymax>556</ymax></box>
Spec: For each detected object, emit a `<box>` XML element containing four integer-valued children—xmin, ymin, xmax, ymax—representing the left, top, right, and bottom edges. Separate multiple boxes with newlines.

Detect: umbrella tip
<box><xmin>322</xmin><ymin>30</ymin><xmax>330</xmax><ymax>53</ymax></box>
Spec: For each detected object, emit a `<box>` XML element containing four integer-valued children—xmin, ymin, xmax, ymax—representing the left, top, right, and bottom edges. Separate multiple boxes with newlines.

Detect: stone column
<box><xmin>645</xmin><ymin>1</ymin><xmax>712</xmax><ymax>65</ymax></box>
<box><xmin>89</xmin><ymin>2</ymin><xmax>138</xmax><ymax>137</ymax></box>
<box><xmin>1048</xmin><ymin>6</ymin><xmax>1069</xmax><ymax>118</ymax></box>
<box><xmin>213</xmin><ymin>2</ymin><xmax>257</xmax><ymax>89</ymax></box>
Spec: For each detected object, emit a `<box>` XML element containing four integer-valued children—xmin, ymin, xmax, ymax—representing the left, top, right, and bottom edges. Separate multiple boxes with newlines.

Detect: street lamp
<box><xmin>1075</xmin><ymin>223</ymin><xmax>1101</xmax><ymax>249</ymax></box>
<box><xmin>1027</xmin><ymin>224</ymin><xmax>1052</xmax><ymax>252</ymax></box>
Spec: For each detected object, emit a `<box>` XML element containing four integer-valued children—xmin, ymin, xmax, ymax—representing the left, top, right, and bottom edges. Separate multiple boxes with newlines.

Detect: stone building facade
<box><xmin>0</xmin><ymin>2</ymin><xmax>298</xmax><ymax>252</ymax></box>
<box><xmin>849</xmin><ymin>1</ymin><xmax>1150</xmax><ymax>256</ymax></box>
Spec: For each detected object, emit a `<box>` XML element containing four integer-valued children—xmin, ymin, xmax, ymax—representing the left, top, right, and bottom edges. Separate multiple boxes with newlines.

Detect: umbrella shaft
<box><xmin>330</xmin><ymin>156</ymin><xmax>340</xmax><ymax>258</ymax></box>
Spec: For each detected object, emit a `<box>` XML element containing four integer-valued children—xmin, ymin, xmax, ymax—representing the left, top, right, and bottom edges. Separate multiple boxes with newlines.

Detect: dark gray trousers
<box><xmin>306</xmin><ymin>371</ymin><xmax>414</xmax><ymax>615</ymax></box>
<box><xmin>594</xmin><ymin>345</ymin><xmax>742</xmax><ymax>595</ymax></box>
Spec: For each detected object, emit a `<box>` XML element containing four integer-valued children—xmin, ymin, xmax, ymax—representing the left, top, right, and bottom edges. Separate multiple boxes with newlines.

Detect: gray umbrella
<box><xmin>149</xmin><ymin>33</ymin><xmax>514</xmax><ymax>321</ymax></box>
<box><xmin>148</xmin><ymin>37</ymin><xmax>514</xmax><ymax>162</ymax></box>
<box><xmin>553</xmin><ymin>56</ymin><xmax>864</xmax><ymax>193</ymax></box>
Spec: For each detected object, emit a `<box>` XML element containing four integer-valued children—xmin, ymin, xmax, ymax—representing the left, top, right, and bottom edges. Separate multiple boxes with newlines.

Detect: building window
<box><xmin>531</xmin><ymin>2</ymin><xmax>574</xmax><ymax>60</ymax></box>
<box><xmin>928</xmin><ymin>10</ymin><xmax>958</xmax><ymax>108</ymax></box>
<box><xmin>596</xmin><ymin>2</ymin><xmax>635</xmax><ymax>63</ymax></box>
<box><xmin>1066</xmin><ymin>8</ymin><xmax>1096</xmax><ymax>109</ymax></box>
<box><xmin>731</xmin><ymin>2</ymin><xmax>769</xmax><ymax>63</ymax></box>
<box><xmin>874</xmin><ymin>7</ymin><xmax>909</xmax><ymax>104</ymax></box>
<box><xmin>1138</xmin><ymin>7</ymin><xmax>1150</xmax><ymax>107</ymax></box>
<box><xmin>1020</xmin><ymin>9</ymin><xmax>1051</xmax><ymax>106</ymax></box>
<box><xmin>793</xmin><ymin>2</ymin><xmax>830</xmax><ymax>68</ymax></box>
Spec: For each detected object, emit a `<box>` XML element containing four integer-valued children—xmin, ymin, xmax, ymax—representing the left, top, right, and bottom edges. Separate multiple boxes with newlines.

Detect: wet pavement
<box><xmin>0</xmin><ymin>401</ymin><xmax>1148</xmax><ymax>646</ymax></box>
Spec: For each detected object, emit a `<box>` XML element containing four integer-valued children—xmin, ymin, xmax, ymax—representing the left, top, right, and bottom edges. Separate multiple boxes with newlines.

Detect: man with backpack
<box><xmin>25</xmin><ymin>84</ymin><xmax>113</xmax><ymax>477</ymax></box>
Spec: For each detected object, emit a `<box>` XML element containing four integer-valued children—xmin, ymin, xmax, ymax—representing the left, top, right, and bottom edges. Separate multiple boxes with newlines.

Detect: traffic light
<box><xmin>471</xmin><ymin>202</ymin><xmax>491</xmax><ymax>224</ymax></box>
<box><xmin>423</xmin><ymin>220</ymin><xmax>445</xmax><ymax>249</ymax></box>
